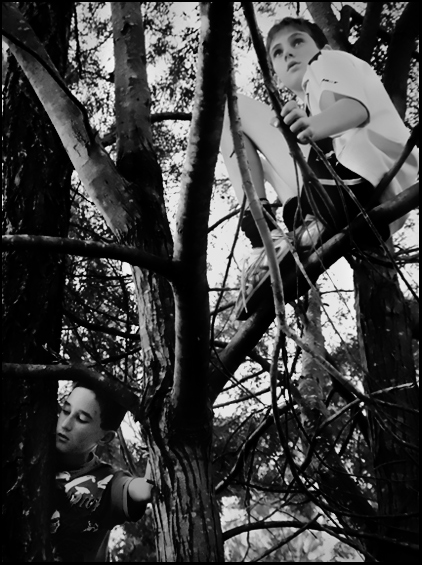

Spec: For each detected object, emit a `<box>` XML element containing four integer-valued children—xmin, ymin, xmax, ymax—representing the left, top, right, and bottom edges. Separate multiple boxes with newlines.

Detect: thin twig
<box><xmin>249</xmin><ymin>515</ymin><xmax>321</xmax><ymax>562</ymax></box>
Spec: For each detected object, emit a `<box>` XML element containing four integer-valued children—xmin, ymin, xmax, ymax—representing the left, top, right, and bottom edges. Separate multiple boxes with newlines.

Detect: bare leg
<box><xmin>220</xmin><ymin>93</ymin><xmax>308</xmax><ymax>205</ymax></box>
<box><xmin>220</xmin><ymin>109</ymin><xmax>266</xmax><ymax>204</ymax></box>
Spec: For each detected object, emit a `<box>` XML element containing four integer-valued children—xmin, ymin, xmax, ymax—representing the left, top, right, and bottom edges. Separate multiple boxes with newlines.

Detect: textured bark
<box><xmin>171</xmin><ymin>1</ymin><xmax>232</xmax><ymax>423</ymax></box>
<box><xmin>149</xmin><ymin>430</ymin><xmax>224</xmax><ymax>562</ymax></box>
<box><xmin>2</xmin><ymin>1</ymin><xmax>73</xmax><ymax>561</ymax></box>
<box><xmin>305</xmin><ymin>2</ymin><xmax>351</xmax><ymax>51</ymax></box>
<box><xmin>354</xmin><ymin>251</ymin><xmax>419</xmax><ymax>562</ymax></box>
<box><xmin>352</xmin><ymin>2</ymin><xmax>383</xmax><ymax>62</ymax></box>
<box><xmin>383</xmin><ymin>2</ymin><xmax>419</xmax><ymax>119</ymax></box>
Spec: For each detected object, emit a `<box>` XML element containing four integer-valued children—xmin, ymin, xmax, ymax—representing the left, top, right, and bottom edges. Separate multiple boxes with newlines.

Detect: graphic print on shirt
<box><xmin>52</xmin><ymin>469</ymin><xmax>114</xmax><ymax>535</ymax></box>
<box><xmin>51</xmin><ymin>510</ymin><xmax>61</xmax><ymax>534</ymax></box>
<box><xmin>71</xmin><ymin>474</ymin><xmax>113</xmax><ymax>510</ymax></box>
<box><xmin>83</xmin><ymin>520</ymin><xmax>100</xmax><ymax>533</ymax></box>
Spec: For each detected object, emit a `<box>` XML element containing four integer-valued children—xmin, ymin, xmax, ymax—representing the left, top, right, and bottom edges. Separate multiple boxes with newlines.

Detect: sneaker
<box><xmin>234</xmin><ymin>218</ymin><xmax>328</xmax><ymax>320</ymax></box>
<box><xmin>234</xmin><ymin>229</ymin><xmax>291</xmax><ymax>319</ymax></box>
<box><xmin>295</xmin><ymin>215</ymin><xmax>326</xmax><ymax>251</ymax></box>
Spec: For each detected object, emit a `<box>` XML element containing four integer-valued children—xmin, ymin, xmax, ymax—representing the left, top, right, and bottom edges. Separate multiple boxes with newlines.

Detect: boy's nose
<box><xmin>62</xmin><ymin>417</ymin><xmax>72</xmax><ymax>430</ymax></box>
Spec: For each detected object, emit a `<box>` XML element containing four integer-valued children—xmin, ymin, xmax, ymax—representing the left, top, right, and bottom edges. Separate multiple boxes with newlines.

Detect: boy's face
<box><xmin>56</xmin><ymin>387</ymin><xmax>110</xmax><ymax>458</ymax></box>
<box><xmin>269</xmin><ymin>26</ymin><xmax>321</xmax><ymax>96</ymax></box>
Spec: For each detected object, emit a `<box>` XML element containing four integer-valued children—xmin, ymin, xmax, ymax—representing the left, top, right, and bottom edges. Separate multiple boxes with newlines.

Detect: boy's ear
<box><xmin>322</xmin><ymin>44</ymin><xmax>332</xmax><ymax>50</ymax></box>
<box><xmin>99</xmin><ymin>430</ymin><xmax>117</xmax><ymax>445</ymax></box>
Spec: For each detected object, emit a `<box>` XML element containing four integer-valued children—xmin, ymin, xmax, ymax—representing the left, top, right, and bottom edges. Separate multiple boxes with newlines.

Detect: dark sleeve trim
<box><xmin>308</xmin><ymin>51</ymin><xmax>322</xmax><ymax>66</ymax></box>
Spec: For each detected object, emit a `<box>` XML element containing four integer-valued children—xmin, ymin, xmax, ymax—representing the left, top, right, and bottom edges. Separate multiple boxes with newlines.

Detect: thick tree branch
<box><xmin>352</xmin><ymin>2</ymin><xmax>383</xmax><ymax>62</ymax></box>
<box><xmin>208</xmin><ymin>183</ymin><xmax>419</xmax><ymax>403</ymax></box>
<box><xmin>2</xmin><ymin>363</ymin><xmax>141</xmax><ymax>419</ymax></box>
<box><xmin>170</xmin><ymin>2</ymin><xmax>233</xmax><ymax>423</ymax></box>
<box><xmin>1</xmin><ymin>2</ymin><xmax>149</xmax><ymax>243</ymax></box>
<box><xmin>1</xmin><ymin>9</ymin><xmax>95</xmax><ymax>143</ymax></box>
<box><xmin>111</xmin><ymin>2</ymin><xmax>154</xmax><ymax>151</ymax></box>
<box><xmin>383</xmin><ymin>2</ymin><xmax>419</xmax><ymax>118</ymax></box>
<box><xmin>344</xmin><ymin>4</ymin><xmax>419</xmax><ymax>63</ymax></box>
<box><xmin>306</xmin><ymin>2</ymin><xmax>351</xmax><ymax>51</ymax></box>
<box><xmin>1</xmin><ymin>235</ymin><xmax>175</xmax><ymax>281</ymax></box>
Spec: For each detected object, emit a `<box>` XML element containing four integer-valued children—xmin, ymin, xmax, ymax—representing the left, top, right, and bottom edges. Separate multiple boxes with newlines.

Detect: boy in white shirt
<box><xmin>220</xmin><ymin>17</ymin><xmax>418</xmax><ymax>319</ymax></box>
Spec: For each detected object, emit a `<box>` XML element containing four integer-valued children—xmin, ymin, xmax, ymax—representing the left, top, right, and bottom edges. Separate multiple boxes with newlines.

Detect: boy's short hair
<box><xmin>72</xmin><ymin>382</ymin><xmax>127</xmax><ymax>431</ymax></box>
<box><xmin>266</xmin><ymin>17</ymin><xmax>329</xmax><ymax>55</ymax></box>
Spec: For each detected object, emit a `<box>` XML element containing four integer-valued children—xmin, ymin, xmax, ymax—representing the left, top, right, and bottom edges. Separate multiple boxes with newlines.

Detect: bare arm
<box><xmin>280</xmin><ymin>93</ymin><xmax>368</xmax><ymax>143</ymax></box>
<box><xmin>127</xmin><ymin>460</ymin><xmax>154</xmax><ymax>503</ymax></box>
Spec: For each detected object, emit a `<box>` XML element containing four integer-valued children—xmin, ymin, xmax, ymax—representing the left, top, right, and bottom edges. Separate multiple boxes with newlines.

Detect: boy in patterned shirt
<box><xmin>53</xmin><ymin>383</ymin><xmax>153</xmax><ymax>562</ymax></box>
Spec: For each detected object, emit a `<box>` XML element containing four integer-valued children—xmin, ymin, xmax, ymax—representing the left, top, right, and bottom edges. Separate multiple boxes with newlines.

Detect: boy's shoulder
<box><xmin>310</xmin><ymin>48</ymin><xmax>368</xmax><ymax>69</ymax></box>
<box><xmin>305</xmin><ymin>49</ymin><xmax>375</xmax><ymax>93</ymax></box>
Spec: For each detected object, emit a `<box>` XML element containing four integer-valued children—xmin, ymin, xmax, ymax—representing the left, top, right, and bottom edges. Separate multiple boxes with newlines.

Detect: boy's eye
<box><xmin>273</xmin><ymin>48</ymin><xmax>282</xmax><ymax>58</ymax></box>
<box><xmin>293</xmin><ymin>38</ymin><xmax>303</xmax><ymax>46</ymax></box>
<box><xmin>61</xmin><ymin>408</ymin><xmax>88</xmax><ymax>423</ymax></box>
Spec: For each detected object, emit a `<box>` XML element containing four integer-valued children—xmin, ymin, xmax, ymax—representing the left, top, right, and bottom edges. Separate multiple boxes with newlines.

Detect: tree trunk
<box><xmin>354</xmin><ymin>250</ymin><xmax>419</xmax><ymax>562</ymax></box>
<box><xmin>2</xmin><ymin>1</ymin><xmax>73</xmax><ymax>561</ymax></box>
<box><xmin>149</xmin><ymin>430</ymin><xmax>224</xmax><ymax>562</ymax></box>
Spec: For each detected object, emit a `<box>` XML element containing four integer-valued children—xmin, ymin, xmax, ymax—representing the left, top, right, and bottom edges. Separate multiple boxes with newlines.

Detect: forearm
<box><xmin>309</xmin><ymin>98</ymin><xmax>368</xmax><ymax>141</ymax></box>
<box><xmin>128</xmin><ymin>462</ymin><xmax>154</xmax><ymax>503</ymax></box>
<box><xmin>128</xmin><ymin>477</ymin><xmax>153</xmax><ymax>503</ymax></box>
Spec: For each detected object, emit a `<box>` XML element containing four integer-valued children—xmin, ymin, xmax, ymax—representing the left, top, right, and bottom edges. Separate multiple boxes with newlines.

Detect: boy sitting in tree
<box><xmin>220</xmin><ymin>17</ymin><xmax>418</xmax><ymax>319</ymax></box>
<box><xmin>53</xmin><ymin>382</ymin><xmax>153</xmax><ymax>562</ymax></box>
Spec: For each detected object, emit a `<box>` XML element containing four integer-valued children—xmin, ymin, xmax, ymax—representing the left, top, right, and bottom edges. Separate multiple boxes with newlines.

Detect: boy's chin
<box><xmin>56</xmin><ymin>438</ymin><xmax>72</xmax><ymax>452</ymax></box>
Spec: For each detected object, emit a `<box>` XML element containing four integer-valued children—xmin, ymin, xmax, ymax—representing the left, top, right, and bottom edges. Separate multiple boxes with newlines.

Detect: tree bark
<box><xmin>383</xmin><ymin>2</ymin><xmax>419</xmax><ymax>119</ymax></box>
<box><xmin>306</xmin><ymin>2</ymin><xmax>351</xmax><ymax>51</ymax></box>
<box><xmin>352</xmin><ymin>2</ymin><xmax>383</xmax><ymax>62</ymax></box>
<box><xmin>2</xmin><ymin>1</ymin><xmax>73</xmax><ymax>561</ymax></box>
<box><xmin>150</xmin><ymin>432</ymin><xmax>224</xmax><ymax>562</ymax></box>
<box><xmin>354</xmin><ymin>250</ymin><xmax>419</xmax><ymax>562</ymax></box>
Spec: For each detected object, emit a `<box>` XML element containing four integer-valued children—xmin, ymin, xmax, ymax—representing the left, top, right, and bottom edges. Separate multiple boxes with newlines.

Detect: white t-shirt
<box><xmin>302</xmin><ymin>49</ymin><xmax>418</xmax><ymax>233</ymax></box>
